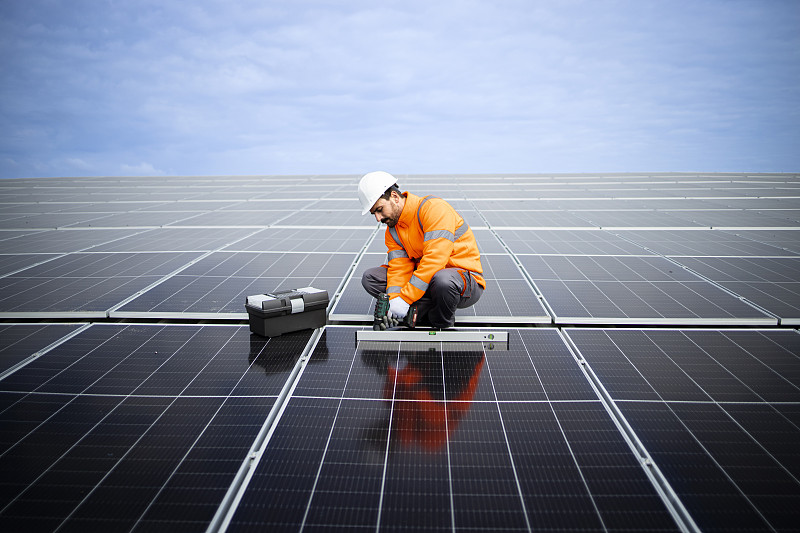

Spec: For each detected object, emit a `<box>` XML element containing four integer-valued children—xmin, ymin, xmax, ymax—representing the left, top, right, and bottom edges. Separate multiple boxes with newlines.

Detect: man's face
<box><xmin>370</xmin><ymin>193</ymin><xmax>402</xmax><ymax>227</ymax></box>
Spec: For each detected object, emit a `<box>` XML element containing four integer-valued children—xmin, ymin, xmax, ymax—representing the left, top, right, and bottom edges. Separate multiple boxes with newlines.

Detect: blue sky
<box><xmin>1</xmin><ymin>0</ymin><xmax>798</xmax><ymax>178</ymax></box>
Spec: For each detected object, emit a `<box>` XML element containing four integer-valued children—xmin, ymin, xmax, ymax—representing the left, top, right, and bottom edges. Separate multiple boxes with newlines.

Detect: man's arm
<box><xmin>385</xmin><ymin>231</ymin><xmax>415</xmax><ymax>300</ymax></box>
<box><xmin>399</xmin><ymin>199</ymin><xmax>457</xmax><ymax>303</ymax></box>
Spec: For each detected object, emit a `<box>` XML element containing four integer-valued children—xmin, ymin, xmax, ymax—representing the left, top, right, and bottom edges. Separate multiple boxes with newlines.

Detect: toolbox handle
<box><xmin>267</xmin><ymin>290</ymin><xmax>306</xmax><ymax>314</ymax></box>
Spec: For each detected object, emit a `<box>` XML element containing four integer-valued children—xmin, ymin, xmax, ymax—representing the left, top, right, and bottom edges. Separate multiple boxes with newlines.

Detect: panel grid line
<box><xmin>681</xmin><ymin>331</ymin><xmax>800</xmax><ymax>439</ymax></box>
<box><xmin>0</xmin><ymin>323</ymin><xmax>91</xmax><ymax>381</ymax></box>
<box><xmin>0</xmin><ymin>324</ymin><xmax>161</xmax><ymax>436</ymax></box>
<box><xmin>209</xmin><ymin>327</ymin><xmax>323</xmax><ymax>533</ymax></box>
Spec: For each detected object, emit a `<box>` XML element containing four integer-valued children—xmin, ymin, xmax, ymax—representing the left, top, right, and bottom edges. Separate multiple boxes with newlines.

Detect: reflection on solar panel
<box><xmin>1</xmin><ymin>173</ymin><xmax>799</xmax><ymax>532</ymax></box>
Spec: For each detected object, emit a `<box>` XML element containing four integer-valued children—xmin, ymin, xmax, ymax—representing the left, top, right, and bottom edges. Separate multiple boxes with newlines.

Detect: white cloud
<box><xmin>65</xmin><ymin>158</ymin><xmax>94</xmax><ymax>171</ymax></box>
<box><xmin>119</xmin><ymin>162</ymin><xmax>166</xmax><ymax>176</ymax></box>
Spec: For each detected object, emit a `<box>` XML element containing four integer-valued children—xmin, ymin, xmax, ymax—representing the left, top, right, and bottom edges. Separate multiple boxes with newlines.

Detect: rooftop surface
<box><xmin>1</xmin><ymin>173</ymin><xmax>799</xmax><ymax>532</ymax></box>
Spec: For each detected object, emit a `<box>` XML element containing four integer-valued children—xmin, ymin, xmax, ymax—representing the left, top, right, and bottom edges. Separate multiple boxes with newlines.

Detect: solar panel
<box><xmin>0</xmin><ymin>254</ymin><xmax>60</xmax><ymax>277</ymax></box>
<box><xmin>662</xmin><ymin>209</ymin><xmax>800</xmax><ymax>228</ymax></box>
<box><xmin>67</xmin><ymin>211</ymin><xmax>204</xmax><ymax>228</ymax></box>
<box><xmin>112</xmin><ymin>252</ymin><xmax>354</xmax><ymax>318</ymax></box>
<box><xmin>0</xmin><ymin>204</ymin><xmax>65</xmax><ymax>214</ymax></box>
<box><xmin>705</xmin><ymin>198</ymin><xmax>800</xmax><ymax>209</ymax></box>
<box><xmin>482</xmin><ymin>210</ymin><xmax>596</xmax><ymax>228</ymax></box>
<box><xmin>661</xmin><ymin>257</ymin><xmax>800</xmax><ymax>324</ymax></box>
<box><xmin>0</xmin><ymin>231</ymin><xmax>46</xmax><ymax>242</ymax></box>
<box><xmin>0</xmin><ymin>324</ymin><xmax>311</xmax><ymax>531</ymax></box>
<box><xmin>167</xmin><ymin>210</ymin><xmax>295</xmax><ymax>227</ymax></box>
<box><xmin>226</xmin><ymin>227</ymin><xmax>375</xmax><ymax>253</ymax></box>
<box><xmin>0</xmin><ymin>252</ymin><xmax>202</xmax><ymax>317</ymax></box>
<box><xmin>137</xmin><ymin>201</ymin><xmax>238</xmax><ymax>212</ymax></box>
<box><xmin>1</xmin><ymin>172</ymin><xmax>799</xmax><ymax>532</ymax></box>
<box><xmin>91</xmin><ymin>227</ymin><xmax>261</xmax><ymax>252</ymax></box>
<box><xmin>570</xmin><ymin>199</ymin><xmax>717</xmax><ymax>210</ymax></box>
<box><xmin>565</xmin><ymin>328</ymin><xmax>800</xmax><ymax>533</ymax></box>
<box><xmin>497</xmin><ymin>229</ymin><xmax>651</xmax><ymax>255</ymax></box>
<box><xmin>727</xmin><ymin>229</ymin><xmax>800</xmax><ymax>254</ymax></box>
<box><xmin>0</xmin><ymin>212</ymin><xmax>125</xmax><ymax>229</ymax></box>
<box><xmin>46</xmin><ymin>202</ymin><xmax>159</xmax><ymax>213</ymax></box>
<box><xmin>226</xmin><ymin>326</ymin><xmax>681</xmax><ymax>532</ymax></box>
<box><xmin>619</xmin><ymin>229</ymin><xmax>796</xmax><ymax>256</ymax></box>
<box><xmin>572</xmin><ymin>210</ymin><xmax>705</xmax><ymax>228</ymax></box>
<box><xmin>518</xmin><ymin>255</ymin><xmax>775</xmax><ymax>325</ymax></box>
<box><xmin>236</xmin><ymin>199</ymin><xmax>311</xmax><ymax>209</ymax></box>
<box><xmin>277</xmin><ymin>209</ymin><xmax>376</xmax><ymax>227</ymax></box>
<box><xmin>0</xmin><ymin>228</ymin><xmax>148</xmax><ymax>254</ymax></box>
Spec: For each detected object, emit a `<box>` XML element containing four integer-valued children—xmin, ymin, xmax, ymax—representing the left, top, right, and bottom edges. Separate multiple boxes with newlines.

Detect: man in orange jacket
<box><xmin>358</xmin><ymin>171</ymin><xmax>485</xmax><ymax>329</ymax></box>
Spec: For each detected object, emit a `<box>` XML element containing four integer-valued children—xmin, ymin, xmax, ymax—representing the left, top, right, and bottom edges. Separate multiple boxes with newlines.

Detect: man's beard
<box><xmin>382</xmin><ymin>209</ymin><xmax>399</xmax><ymax>227</ymax></box>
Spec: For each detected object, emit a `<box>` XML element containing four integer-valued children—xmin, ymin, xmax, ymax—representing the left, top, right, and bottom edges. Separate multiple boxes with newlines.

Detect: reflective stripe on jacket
<box><xmin>385</xmin><ymin>192</ymin><xmax>486</xmax><ymax>304</ymax></box>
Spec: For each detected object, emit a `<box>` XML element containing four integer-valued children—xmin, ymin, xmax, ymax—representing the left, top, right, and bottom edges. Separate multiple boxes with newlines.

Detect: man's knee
<box><xmin>362</xmin><ymin>266</ymin><xmax>387</xmax><ymax>297</ymax></box>
<box><xmin>428</xmin><ymin>269</ymin><xmax>462</xmax><ymax>300</ymax></box>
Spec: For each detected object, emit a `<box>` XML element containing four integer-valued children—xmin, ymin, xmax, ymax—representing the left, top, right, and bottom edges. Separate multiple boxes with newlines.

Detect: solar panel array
<box><xmin>1</xmin><ymin>173</ymin><xmax>799</xmax><ymax>532</ymax></box>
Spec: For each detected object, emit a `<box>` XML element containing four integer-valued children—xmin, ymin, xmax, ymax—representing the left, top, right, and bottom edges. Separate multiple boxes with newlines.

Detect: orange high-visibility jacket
<box><xmin>384</xmin><ymin>192</ymin><xmax>486</xmax><ymax>304</ymax></box>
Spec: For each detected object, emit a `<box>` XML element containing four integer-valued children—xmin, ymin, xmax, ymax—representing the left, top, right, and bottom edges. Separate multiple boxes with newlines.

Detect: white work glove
<box><xmin>388</xmin><ymin>296</ymin><xmax>410</xmax><ymax>319</ymax></box>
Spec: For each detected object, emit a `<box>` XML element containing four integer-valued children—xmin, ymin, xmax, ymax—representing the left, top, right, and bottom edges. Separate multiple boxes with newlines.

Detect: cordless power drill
<box><xmin>373</xmin><ymin>293</ymin><xmax>418</xmax><ymax>330</ymax></box>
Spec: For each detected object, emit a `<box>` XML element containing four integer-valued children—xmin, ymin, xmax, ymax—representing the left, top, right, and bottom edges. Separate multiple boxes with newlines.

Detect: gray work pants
<box><xmin>361</xmin><ymin>266</ymin><xmax>483</xmax><ymax>329</ymax></box>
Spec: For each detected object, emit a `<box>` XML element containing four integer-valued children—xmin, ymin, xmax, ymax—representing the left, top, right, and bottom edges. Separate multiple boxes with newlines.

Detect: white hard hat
<box><xmin>358</xmin><ymin>171</ymin><xmax>398</xmax><ymax>215</ymax></box>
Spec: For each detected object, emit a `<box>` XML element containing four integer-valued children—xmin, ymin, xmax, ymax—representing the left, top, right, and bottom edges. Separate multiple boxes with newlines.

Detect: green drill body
<box><xmin>373</xmin><ymin>293</ymin><xmax>391</xmax><ymax>330</ymax></box>
<box><xmin>373</xmin><ymin>292</ymin><xmax>418</xmax><ymax>330</ymax></box>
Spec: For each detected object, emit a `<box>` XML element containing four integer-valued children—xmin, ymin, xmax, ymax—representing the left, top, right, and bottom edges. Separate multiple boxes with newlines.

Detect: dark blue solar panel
<box><xmin>0</xmin><ymin>324</ymin><xmax>311</xmax><ymax>532</ymax></box>
<box><xmin>567</xmin><ymin>328</ymin><xmax>800</xmax><ymax>533</ymax></box>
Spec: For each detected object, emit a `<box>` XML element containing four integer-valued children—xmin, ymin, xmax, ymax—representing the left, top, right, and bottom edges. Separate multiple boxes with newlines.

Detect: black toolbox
<box><xmin>245</xmin><ymin>287</ymin><xmax>329</xmax><ymax>337</ymax></box>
